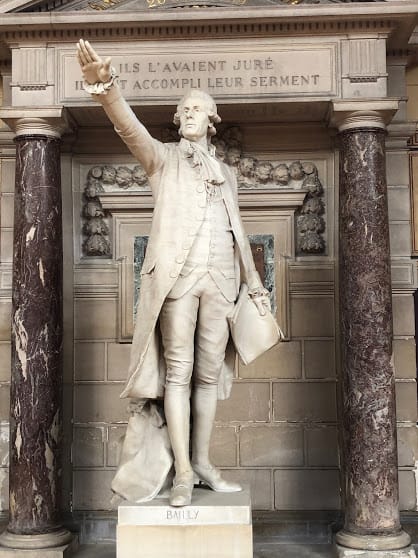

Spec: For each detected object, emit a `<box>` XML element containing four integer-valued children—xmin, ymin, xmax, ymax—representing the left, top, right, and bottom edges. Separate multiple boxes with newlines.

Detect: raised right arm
<box><xmin>76</xmin><ymin>39</ymin><xmax>165</xmax><ymax>177</ymax></box>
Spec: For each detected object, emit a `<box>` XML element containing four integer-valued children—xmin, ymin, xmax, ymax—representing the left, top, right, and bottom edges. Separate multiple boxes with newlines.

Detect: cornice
<box><xmin>0</xmin><ymin>0</ymin><xmax>45</xmax><ymax>11</ymax></box>
<box><xmin>0</xmin><ymin>8</ymin><xmax>407</xmax><ymax>47</ymax></box>
<box><xmin>0</xmin><ymin>0</ymin><xmax>398</xmax><ymax>12</ymax></box>
<box><xmin>0</xmin><ymin>2</ymin><xmax>417</xmax><ymax>28</ymax></box>
<box><xmin>0</xmin><ymin>2</ymin><xmax>415</xmax><ymax>62</ymax></box>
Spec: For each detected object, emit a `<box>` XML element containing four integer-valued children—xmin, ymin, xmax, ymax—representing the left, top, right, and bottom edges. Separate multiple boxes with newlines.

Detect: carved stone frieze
<box><xmin>82</xmin><ymin>168</ymin><xmax>110</xmax><ymax>257</ymax></box>
<box><xmin>82</xmin><ymin>126</ymin><xmax>326</xmax><ymax>257</ymax></box>
<box><xmin>81</xmin><ymin>163</ymin><xmax>150</xmax><ymax>257</ymax></box>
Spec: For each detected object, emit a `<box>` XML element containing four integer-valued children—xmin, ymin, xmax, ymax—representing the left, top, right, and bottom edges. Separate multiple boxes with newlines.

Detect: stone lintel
<box><xmin>98</xmin><ymin>189</ymin><xmax>308</xmax><ymax>212</ymax></box>
<box><xmin>0</xmin><ymin>107</ymin><xmax>74</xmax><ymax>138</ymax></box>
<box><xmin>329</xmin><ymin>99</ymin><xmax>400</xmax><ymax>131</ymax></box>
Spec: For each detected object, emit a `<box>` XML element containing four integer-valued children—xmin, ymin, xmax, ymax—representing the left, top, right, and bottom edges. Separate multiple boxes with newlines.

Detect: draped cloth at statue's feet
<box><xmin>111</xmin><ymin>399</ymin><xmax>173</xmax><ymax>503</ymax></box>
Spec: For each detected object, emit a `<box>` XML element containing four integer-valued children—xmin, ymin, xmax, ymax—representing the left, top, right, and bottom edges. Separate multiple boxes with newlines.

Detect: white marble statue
<box><xmin>77</xmin><ymin>39</ymin><xmax>271</xmax><ymax>507</ymax></box>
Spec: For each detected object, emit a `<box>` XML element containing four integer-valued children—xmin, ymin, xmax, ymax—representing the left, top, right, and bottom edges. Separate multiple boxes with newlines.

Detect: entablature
<box><xmin>0</xmin><ymin>3</ymin><xmax>414</xmax><ymax>38</ymax></box>
<box><xmin>0</xmin><ymin>0</ymin><xmax>392</xmax><ymax>13</ymax></box>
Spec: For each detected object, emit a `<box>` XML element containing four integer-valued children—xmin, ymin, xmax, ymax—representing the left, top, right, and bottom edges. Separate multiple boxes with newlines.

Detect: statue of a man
<box><xmin>77</xmin><ymin>40</ymin><xmax>271</xmax><ymax>507</ymax></box>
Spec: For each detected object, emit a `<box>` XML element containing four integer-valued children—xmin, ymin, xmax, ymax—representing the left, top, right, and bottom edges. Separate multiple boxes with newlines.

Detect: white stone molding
<box><xmin>7</xmin><ymin>46</ymin><xmax>57</xmax><ymax>105</ymax></box>
<box><xmin>99</xmin><ymin>190</ymin><xmax>307</xmax><ymax>211</ymax></box>
<box><xmin>342</xmin><ymin>38</ymin><xmax>387</xmax><ymax>82</ymax></box>
<box><xmin>386</xmin><ymin>121</ymin><xmax>418</xmax><ymax>149</ymax></box>
<box><xmin>341</xmin><ymin>37</ymin><xmax>388</xmax><ymax>98</ymax></box>
<box><xmin>12</xmin><ymin>48</ymin><xmax>48</xmax><ymax>90</ymax></box>
<box><xmin>328</xmin><ymin>99</ymin><xmax>400</xmax><ymax>131</ymax></box>
<box><xmin>0</xmin><ymin>107</ymin><xmax>75</xmax><ymax>138</ymax></box>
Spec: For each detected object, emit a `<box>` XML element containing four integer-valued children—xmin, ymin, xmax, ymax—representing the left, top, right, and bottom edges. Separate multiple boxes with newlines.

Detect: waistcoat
<box><xmin>167</xmin><ymin>190</ymin><xmax>237</xmax><ymax>302</ymax></box>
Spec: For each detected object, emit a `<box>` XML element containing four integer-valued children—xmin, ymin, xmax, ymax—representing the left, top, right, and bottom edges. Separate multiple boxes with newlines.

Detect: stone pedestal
<box><xmin>117</xmin><ymin>488</ymin><xmax>253</xmax><ymax>558</ymax></box>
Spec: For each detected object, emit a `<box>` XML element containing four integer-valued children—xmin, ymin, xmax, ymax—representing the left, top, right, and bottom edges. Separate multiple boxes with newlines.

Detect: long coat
<box><xmin>97</xmin><ymin>86</ymin><xmax>261</xmax><ymax>402</ymax></box>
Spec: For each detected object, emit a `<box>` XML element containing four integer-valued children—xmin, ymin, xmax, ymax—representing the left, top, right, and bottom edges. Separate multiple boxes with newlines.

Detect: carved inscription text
<box><xmin>64</xmin><ymin>45</ymin><xmax>336</xmax><ymax>100</ymax></box>
<box><xmin>166</xmin><ymin>509</ymin><xmax>199</xmax><ymax>520</ymax></box>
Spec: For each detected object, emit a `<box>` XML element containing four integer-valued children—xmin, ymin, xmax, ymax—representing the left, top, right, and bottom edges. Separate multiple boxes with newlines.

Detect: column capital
<box><xmin>0</xmin><ymin>107</ymin><xmax>74</xmax><ymax>138</ymax></box>
<box><xmin>328</xmin><ymin>99</ymin><xmax>399</xmax><ymax>132</ymax></box>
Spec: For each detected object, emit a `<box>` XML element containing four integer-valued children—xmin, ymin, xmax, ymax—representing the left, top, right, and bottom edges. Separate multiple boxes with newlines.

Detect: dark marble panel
<box><xmin>338</xmin><ymin>128</ymin><xmax>400</xmax><ymax>536</ymax></box>
<box><xmin>133</xmin><ymin>235</ymin><xmax>149</xmax><ymax>321</ymax></box>
<box><xmin>249</xmin><ymin>234</ymin><xmax>276</xmax><ymax>314</ymax></box>
<box><xmin>8</xmin><ymin>136</ymin><xmax>64</xmax><ymax>535</ymax></box>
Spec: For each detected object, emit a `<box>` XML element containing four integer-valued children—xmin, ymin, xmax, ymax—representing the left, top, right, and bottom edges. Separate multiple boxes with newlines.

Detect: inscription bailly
<box><xmin>72</xmin><ymin>53</ymin><xmax>326</xmax><ymax>96</ymax></box>
<box><xmin>166</xmin><ymin>509</ymin><xmax>199</xmax><ymax>520</ymax></box>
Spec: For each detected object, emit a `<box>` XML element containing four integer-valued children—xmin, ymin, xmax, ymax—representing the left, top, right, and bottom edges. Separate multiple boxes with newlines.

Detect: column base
<box><xmin>0</xmin><ymin>528</ymin><xmax>74</xmax><ymax>553</ymax></box>
<box><xmin>336</xmin><ymin>530</ymin><xmax>412</xmax><ymax>551</ymax></box>
<box><xmin>335</xmin><ymin>543</ymin><xmax>416</xmax><ymax>558</ymax></box>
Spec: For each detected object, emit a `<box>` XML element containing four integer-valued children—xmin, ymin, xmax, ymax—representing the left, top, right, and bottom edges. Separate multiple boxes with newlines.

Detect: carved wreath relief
<box><xmin>81</xmin><ymin>127</ymin><xmax>326</xmax><ymax>257</ymax></box>
<box><xmin>82</xmin><ymin>164</ymin><xmax>149</xmax><ymax>257</ymax></box>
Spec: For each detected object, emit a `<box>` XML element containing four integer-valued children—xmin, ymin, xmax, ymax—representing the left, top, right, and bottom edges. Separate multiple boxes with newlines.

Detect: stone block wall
<box><xmin>66</xmin><ymin>116</ymin><xmax>341</xmax><ymax>513</ymax></box>
<box><xmin>387</xmin><ymin>143</ymin><xmax>418</xmax><ymax>511</ymax></box>
<box><xmin>68</xmin><ymin>113</ymin><xmax>417</xmax><ymax>513</ymax></box>
<box><xmin>407</xmin><ymin>66</ymin><xmax>418</xmax><ymax>122</ymax></box>
<box><xmin>71</xmin><ymin>283</ymin><xmax>340</xmax><ymax>512</ymax></box>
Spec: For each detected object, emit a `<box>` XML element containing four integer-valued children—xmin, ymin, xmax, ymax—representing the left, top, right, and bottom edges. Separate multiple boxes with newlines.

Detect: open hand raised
<box><xmin>76</xmin><ymin>39</ymin><xmax>112</xmax><ymax>85</ymax></box>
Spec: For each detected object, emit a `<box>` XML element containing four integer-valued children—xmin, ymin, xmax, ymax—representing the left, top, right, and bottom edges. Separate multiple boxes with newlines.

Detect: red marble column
<box><xmin>336</xmin><ymin>118</ymin><xmax>410</xmax><ymax>552</ymax></box>
<box><xmin>0</xmin><ymin>124</ymin><xmax>72</xmax><ymax>550</ymax></box>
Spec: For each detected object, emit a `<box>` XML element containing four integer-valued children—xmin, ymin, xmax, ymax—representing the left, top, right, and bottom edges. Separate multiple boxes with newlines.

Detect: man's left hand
<box><xmin>249</xmin><ymin>289</ymin><xmax>271</xmax><ymax>316</ymax></box>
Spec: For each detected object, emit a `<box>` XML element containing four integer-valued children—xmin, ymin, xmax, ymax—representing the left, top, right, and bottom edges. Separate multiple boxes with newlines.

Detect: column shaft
<box><xmin>337</xmin><ymin>127</ymin><xmax>406</xmax><ymax>547</ymax></box>
<box><xmin>8</xmin><ymin>135</ymin><xmax>64</xmax><ymax>535</ymax></box>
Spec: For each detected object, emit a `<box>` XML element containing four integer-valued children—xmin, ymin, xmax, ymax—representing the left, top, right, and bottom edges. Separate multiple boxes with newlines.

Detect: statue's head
<box><xmin>174</xmin><ymin>89</ymin><xmax>221</xmax><ymax>140</ymax></box>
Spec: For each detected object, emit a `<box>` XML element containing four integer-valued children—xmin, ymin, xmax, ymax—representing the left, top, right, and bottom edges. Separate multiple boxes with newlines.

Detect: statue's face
<box><xmin>178</xmin><ymin>97</ymin><xmax>210</xmax><ymax>141</ymax></box>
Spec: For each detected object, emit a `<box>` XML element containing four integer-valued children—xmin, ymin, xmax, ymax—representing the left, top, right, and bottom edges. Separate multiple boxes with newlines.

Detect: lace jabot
<box><xmin>180</xmin><ymin>139</ymin><xmax>225</xmax><ymax>186</ymax></box>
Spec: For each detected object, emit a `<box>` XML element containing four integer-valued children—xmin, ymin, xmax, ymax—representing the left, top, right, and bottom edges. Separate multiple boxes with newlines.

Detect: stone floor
<box><xmin>73</xmin><ymin>542</ymin><xmax>336</xmax><ymax>557</ymax></box>
<box><xmin>72</xmin><ymin>543</ymin><xmax>418</xmax><ymax>558</ymax></box>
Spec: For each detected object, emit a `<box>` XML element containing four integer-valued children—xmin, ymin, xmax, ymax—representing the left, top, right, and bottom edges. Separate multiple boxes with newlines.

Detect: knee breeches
<box><xmin>160</xmin><ymin>274</ymin><xmax>234</xmax><ymax>388</ymax></box>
